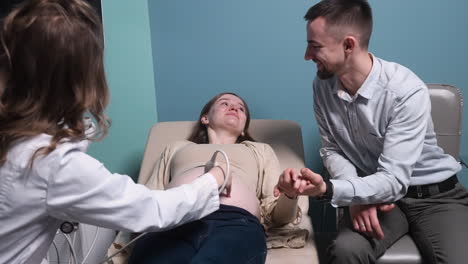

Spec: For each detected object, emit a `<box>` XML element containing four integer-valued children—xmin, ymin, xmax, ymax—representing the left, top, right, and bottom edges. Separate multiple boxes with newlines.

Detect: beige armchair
<box><xmin>377</xmin><ymin>84</ymin><xmax>464</xmax><ymax>264</ymax></box>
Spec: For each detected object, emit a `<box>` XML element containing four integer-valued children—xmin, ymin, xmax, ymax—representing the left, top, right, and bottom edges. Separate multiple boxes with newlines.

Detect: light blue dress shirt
<box><xmin>313</xmin><ymin>54</ymin><xmax>461</xmax><ymax>207</ymax></box>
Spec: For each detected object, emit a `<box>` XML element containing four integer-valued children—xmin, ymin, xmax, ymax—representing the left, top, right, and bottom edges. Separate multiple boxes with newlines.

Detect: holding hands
<box><xmin>273</xmin><ymin>168</ymin><xmax>327</xmax><ymax>198</ymax></box>
<box><xmin>274</xmin><ymin>167</ymin><xmax>396</xmax><ymax>240</ymax></box>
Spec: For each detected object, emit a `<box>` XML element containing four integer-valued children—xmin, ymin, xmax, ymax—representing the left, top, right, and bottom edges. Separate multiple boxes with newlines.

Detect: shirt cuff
<box><xmin>192</xmin><ymin>173</ymin><xmax>220</xmax><ymax>209</ymax></box>
<box><xmin>329</xmin><ymin>179</ymin><xmax>354</xmax><ymax>207</ymax></box>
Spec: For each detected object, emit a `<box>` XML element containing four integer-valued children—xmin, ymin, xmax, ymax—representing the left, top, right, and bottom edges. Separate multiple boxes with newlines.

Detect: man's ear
<box><xmin>201</xmin><ymin>115</ymin><xmax>209</xmax><ymax>125</ymax></box>
<box><xmin>343</xmin><ymin>36</ymin><xmax>356</xmax><ymax>54</ymax></box>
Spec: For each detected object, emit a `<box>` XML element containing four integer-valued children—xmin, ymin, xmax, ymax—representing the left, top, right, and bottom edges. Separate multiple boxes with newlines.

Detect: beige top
<box><xmin>144</xmin><ymin>140</ymin><xmax>299</xmax><ymax>229</ymax></box>
<box><xmin>167</xmin><ymin>143</ymin><xmax>261</xmax><ymax>218</ymax></box>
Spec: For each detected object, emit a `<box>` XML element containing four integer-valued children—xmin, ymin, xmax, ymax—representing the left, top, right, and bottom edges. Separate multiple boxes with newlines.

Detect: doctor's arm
<box><xmin>44</xmin><ymin>149</ymin><xmax>221</xmax><ymax>233</ymax></box>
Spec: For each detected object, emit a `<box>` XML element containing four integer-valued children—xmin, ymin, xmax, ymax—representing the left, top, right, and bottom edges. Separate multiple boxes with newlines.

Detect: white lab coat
<box><xmin>0</xmin><ymin>134</ymin><xmax>220</xmax><ymax>264</ymax></box>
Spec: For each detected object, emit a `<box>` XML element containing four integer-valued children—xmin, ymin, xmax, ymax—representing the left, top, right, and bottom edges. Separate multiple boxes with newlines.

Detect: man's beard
<box><xmin>317</xmin><ymin>69</ymin><xmax>334</xmax><ymax>80</ymax></box>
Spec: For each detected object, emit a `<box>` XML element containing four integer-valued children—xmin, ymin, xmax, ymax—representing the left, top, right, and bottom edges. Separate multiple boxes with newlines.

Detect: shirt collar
<box><xmin>356</xmin><ymin>53</ymin><xmax>380</xmax><ymax>100</ymax></box>
<box><xmin>333</xmin><ymin>80</ymin><xmax>354</xmax><ymax>102</ymax></box>
<box><xmin>332</xmin><ymin>53</ymin><xmax>381</xmax><ymax>101</ymax></box>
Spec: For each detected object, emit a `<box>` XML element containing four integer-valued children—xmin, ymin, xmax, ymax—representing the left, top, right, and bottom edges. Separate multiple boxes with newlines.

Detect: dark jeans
<box><xmin>129</xmin><ymin>204</ymin><xmax>267</xmax><ymax>264</ymax></box>
<box><xmin>327</xmin><ymin>182</ymin><xmax>468</xmax><ymax>264</ymax></box>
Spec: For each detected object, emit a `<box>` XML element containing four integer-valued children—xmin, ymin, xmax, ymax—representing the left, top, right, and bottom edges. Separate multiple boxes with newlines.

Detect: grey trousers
<box><xmin>327</xmin><ymin>183</ymin><xmax>468</xmax><ymax>264</ymax></box>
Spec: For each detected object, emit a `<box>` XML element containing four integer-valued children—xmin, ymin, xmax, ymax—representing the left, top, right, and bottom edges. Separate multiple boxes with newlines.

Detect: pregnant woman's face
<box><xmin>201</xmin><ymin>94</ymin><xmax>247</xmax><ymax>136</ymax></box>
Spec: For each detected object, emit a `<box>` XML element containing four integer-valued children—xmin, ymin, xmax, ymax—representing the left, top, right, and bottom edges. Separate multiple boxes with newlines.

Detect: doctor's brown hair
<box><xmin>188</xmin><ymin>93</ymin><xmax>255</xmax><ymax>144</ymax></box>
<box><xmin>0</xmin><ymin>0</ymin><xmax>110</xmax><ymax>165</ymax></box>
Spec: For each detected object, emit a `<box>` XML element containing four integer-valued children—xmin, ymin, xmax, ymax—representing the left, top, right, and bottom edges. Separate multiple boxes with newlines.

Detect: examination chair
<box><xmin>331</xmin><ymin>84</ymin><xmax>465</xmax><ymax>264</ymax></box>
<box><xmin>137</xmin><ymin>119</ymin><xmax>319</xmax><ymax>264</ymax></box>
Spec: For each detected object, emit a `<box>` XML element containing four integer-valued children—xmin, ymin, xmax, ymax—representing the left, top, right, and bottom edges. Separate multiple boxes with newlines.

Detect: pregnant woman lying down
<box><xmin>129</xmin><ymin>93</ymin><xmax>300</xmax><ymax>264</ymax></box>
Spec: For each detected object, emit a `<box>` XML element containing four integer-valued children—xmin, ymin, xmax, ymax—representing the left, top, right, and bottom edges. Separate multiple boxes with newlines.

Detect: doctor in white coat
<box><xmin>0</xmin><ymin>0</ymin><xmax>230</xmax><ymax>263</ymax></box>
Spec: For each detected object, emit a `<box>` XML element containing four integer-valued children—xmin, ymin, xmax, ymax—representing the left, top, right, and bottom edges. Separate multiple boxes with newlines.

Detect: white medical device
<box><xmin>46</xmin><ymin>223</ymin><xmax>115</xmax><ymax>264</ymax></box>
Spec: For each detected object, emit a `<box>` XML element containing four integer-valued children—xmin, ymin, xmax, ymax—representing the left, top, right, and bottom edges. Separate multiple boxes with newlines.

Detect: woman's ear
<box><xmin>201</xmin><ymin>115</ymin><xmax>209</xmax><ymax>125</ymax></box>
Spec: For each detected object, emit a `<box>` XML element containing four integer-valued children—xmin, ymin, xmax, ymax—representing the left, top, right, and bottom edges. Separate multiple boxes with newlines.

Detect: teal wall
<box><xmin>148</xmin><ymin>0</ymin><xmax>468</xmax><ymax>187</ymax></box>
<box><xmin>87</xmin><ymin>0</ymin><xmax>157</xmax><ymax>180</ymax></box>
<box><xmin>93</xmin><ymin>1</ymin><xmax>468</xmax><ymax>186</ymax></box>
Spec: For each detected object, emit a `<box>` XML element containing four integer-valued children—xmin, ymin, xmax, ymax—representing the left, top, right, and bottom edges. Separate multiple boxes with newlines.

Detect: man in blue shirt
<box><xmin>274</xmin><ymin>0</ymin><xmax>468</xmax><ymax>263</ymax></box>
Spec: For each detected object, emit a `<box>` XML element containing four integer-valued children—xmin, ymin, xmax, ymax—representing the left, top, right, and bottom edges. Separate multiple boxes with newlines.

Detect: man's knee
<box><xmin>327</xmin><ymin>233</ymin><xmax>375</xmax><ymax>264</ymax></box>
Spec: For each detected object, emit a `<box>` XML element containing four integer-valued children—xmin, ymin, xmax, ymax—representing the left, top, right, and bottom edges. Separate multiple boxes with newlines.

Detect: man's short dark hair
<box><xmin>304</xmin><ymin>0</ymin><xmax>373</xmax><ymax>49</ymax></box>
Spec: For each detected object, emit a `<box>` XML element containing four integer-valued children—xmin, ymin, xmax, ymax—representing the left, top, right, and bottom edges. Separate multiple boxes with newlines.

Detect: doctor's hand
<box><xmin>208</xmin><ymin>165</ymin><xmax>232</xmax><ymax>197</ymax></box>
<box><xmin>349</xmin><ymin>203</ymin><xmax>395</xmax><ymax>240</ymax></box>
<box><xmin>273</xmin><ymin>168</ymin><xmax>302</xmax><ymax>199</ymax></box>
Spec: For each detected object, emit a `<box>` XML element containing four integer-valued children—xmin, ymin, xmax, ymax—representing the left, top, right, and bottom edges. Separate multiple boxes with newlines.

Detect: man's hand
<box><xmin>349</xmin><ymin>203</ymin><xmax>395</xmax><ymax>240</ymax></box>
<box><xmin>295</xmin><ymin>168</ymin><xmax>327</xmax><ymax>197</ymax></box>
<box><xmin>274</xmin><ymin>168</ymin><xmax>329</xmax><ymax>198</ymax></box>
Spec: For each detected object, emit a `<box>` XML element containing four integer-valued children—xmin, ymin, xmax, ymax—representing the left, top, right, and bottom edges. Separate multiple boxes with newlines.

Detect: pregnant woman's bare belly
<box><xmin>166</xmin><ymin>166</ymin><xmax>261</xmax><ymax>219</ymax></box>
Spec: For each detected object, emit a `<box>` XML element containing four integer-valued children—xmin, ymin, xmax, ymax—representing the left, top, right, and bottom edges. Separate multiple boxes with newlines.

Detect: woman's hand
<box><xmin>274</xmin><ymin>168</ymin><xmax>302</xmax><ymax>199</ymax></box>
